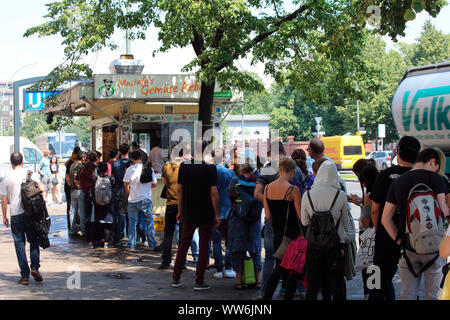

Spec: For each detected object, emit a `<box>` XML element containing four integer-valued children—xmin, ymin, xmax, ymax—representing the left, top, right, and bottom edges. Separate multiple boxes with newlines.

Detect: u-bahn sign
<box><xmin>24</xmin><ymin>91</ymin><xmax>62</xmax><ymax>111</ymax></box>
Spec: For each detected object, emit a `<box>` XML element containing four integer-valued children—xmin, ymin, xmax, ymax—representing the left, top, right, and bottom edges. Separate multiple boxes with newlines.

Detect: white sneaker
<box><xmin>224</xmin><ymin>269</ymin><xmax>236</xmax><ymax>278</ymax></box>
<box><xmin>213</xmin><ymin>272</ymin><xmax>223</xmax><ymax>279</ymax></box>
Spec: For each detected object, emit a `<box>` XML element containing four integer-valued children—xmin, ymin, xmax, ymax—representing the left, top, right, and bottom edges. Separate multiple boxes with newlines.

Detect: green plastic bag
<box><xmin>243</xmin><ymin>256</ymin><xmax>256</xmax><ymax>285</ymax></box>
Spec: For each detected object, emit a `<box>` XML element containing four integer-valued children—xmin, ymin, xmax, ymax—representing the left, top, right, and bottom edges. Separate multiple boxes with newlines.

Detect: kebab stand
<box><xmin>46</xmin><ymin>73</ymin><xmax>243</xmax><ymax>229</ymax></box>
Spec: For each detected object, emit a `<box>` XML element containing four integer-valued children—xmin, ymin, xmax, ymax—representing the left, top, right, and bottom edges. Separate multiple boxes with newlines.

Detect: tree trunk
<box><xmin>198</xmin><ymin>79</ymin><xmax>216</xmax><ymax>135</ymax></box>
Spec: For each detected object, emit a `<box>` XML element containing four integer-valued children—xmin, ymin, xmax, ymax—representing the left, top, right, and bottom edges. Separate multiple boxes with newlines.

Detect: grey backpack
<box><xmin>94</xmin><ymin>176</ymin><xmax>112</xmax><ymax>206</ymax></box>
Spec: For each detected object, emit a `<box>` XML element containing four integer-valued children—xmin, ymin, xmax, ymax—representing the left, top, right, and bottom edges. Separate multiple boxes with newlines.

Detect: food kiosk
<box><xmin>45</xmin><ymin>73</ymin><xmax>243</xmax><ymax>226</ymax></box>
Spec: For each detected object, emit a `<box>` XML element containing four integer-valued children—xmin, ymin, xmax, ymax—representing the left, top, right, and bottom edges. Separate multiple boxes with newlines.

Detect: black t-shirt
<box><xmin>369</xmin><ymin>165</ymin><xmax>411</xmax><ymax>261</ymax></box>
<box><xmin>178</xmin><ymin>160</ymin><xmax>218</xmax><ymax>226</ymax></box>
<box><xmin>111</xmin><ymin>158</ymin><xmax>133</xmax><ymax>188</ymax></box>
<box><xmin>386</xmin><ymin>169</ymin><xmax>447</xmax><ymax>246</ymax></box>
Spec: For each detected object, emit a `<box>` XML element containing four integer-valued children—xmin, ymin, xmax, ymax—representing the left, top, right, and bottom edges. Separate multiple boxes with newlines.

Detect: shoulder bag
<box><xmin>273</xmin><ymin>185</ymin><xmax>301</xmax><ymax>260</ymax></box>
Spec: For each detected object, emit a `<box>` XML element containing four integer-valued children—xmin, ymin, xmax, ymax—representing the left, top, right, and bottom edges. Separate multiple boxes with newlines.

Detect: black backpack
<box><xmin>140</xmin><ymin>161</ymin><xmax>154</xmax><ymax>184</ymax></box>
<box><xmin>21</xmin><ymin>171</ymin><xmax>51</xmax><ymax>249</ymax></box>
<box><xmin>306</xmin><ymin>190</ymin><xmax>341</xmax><ymax>250</ymax></box>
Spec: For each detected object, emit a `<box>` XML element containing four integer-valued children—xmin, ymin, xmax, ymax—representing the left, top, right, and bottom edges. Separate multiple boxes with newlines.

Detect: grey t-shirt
<box><xmin>0</xmin><ymin>168</ymin><xmax>40</xmax><ymax>217</ymax></box>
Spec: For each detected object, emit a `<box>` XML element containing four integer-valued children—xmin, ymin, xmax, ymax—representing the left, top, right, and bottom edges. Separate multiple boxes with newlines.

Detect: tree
<box><xmin>21</xmin><ymin>112</ymin><xmax>49</xmax><ymax>143</ymax></box>
<box><xmin>398</xmin><ymin>20</ymin><xmax>450</xmax><ymax>67</ymax></box>
<box><xmin>25</xmin><ymin>0</ymin><xmax>445</xmax><ymax>135</ymax></box>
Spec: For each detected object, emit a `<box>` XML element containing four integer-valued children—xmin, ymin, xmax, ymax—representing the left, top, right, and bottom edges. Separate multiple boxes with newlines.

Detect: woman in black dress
<box><xmin>263</xmin><ymin>157</ymin><xmax>303</xmax><ymax>300</ymax></box>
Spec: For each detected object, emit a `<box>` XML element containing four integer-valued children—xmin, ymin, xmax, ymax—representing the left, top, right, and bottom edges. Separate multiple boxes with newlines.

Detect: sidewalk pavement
<box><xmin>0</xmin><ymin>202</ymin><xmax>411</xmax><ymax>300</ymax></box>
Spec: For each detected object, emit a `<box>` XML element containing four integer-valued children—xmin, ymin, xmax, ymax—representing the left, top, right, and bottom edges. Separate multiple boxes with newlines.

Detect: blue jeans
<box><xmin>11</xmin><ymin>214</ymin><xmax>40</xmax><ymax>279</ymax></box>
<box><xmin>127</xmin><ymin>199</ymin><xmax>156</xmax><ymax>249</ymax></box>
<box><xmin>69</xmin><ymin>189</ymin><xmax>85</xmax><ymax>235</ymax></box>
<box><xmin>211</xmin><ymin>227</ymin><xmax>232</xmax><ymax>272</ymax></box>
<box><xmin>113</xmin><ymin>187</ymin><xmax>127</xmax><ymax>243</ymax></box>
<box><xmin>137</xmin><ymin>211</ymin><xmax>148</xmax><ymax>243</ymax></box>
<box><xmin>261</xmin><ymin>219</ymin><xmax>274</xmax><ymax>296</ymax></box>
<box><xmin>176</xmin><ymin>223</ymin><xmax>199</xmax><ymax>260</ymax></box>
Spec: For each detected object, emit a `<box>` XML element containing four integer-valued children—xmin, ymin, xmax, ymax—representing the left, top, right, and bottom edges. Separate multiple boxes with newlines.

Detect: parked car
<box><xmin>370</xmin><ymin>150</ymin><xmax>393</xmax><ymax>170</ymax></box>
<box><xmin>365</xmin><ymin>151</ymin><xmax>375</xmax><ymax>159</ymax></box>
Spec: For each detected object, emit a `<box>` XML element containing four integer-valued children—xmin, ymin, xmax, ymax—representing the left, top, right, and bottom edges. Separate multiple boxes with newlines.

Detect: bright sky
<box><xmin>1</xmin><ymin>1</ymin><xmax>449</xmax><ymax>87</ymax></box>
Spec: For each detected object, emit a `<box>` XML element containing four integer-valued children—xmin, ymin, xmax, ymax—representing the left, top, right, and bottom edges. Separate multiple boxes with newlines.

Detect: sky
<box><xmin>1</xmin><ymin>1</ymin><xmax>449</xmax><ymax>88</ymax></box>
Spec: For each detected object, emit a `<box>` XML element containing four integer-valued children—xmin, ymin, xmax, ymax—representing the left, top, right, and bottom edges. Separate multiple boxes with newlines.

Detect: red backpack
<box><xmin>280</xmin><ymin>234</ymin><xmax>307</xmax><ymax>276</ymax></box>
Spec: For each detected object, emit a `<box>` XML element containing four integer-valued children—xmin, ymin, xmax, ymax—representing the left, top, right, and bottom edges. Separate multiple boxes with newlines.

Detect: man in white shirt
<box><xmin>149</xmin><ymin>140</ymin><xmax>168</xmax><ymax>174</ymax></box>
<box><xmin>1</xmin><ymin>152</ymin><xmax>45</xmax><ymax>285</ymax></box>
<box><xmin>123</xmin><ymin>150</ymin><xmax>158</xmax><ymax>251</ymax></box>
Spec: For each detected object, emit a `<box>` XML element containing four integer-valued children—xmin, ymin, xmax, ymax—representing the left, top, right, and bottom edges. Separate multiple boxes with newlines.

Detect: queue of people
<box><xmin>1</xmin><ymin>136</ymin><xmax>449</xmax><ymax>300</ymax></box>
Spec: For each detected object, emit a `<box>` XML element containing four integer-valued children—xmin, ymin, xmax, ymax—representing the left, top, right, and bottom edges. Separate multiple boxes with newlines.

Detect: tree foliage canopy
<box><xmin>25</xmin><ymin>0</ymin><xmax>446</xmax><ymax>132</ymax></box>
<box><xmin>240</xmin><ymin>20</ymin><xmax>449</xmax><ymax>144</ymax></box>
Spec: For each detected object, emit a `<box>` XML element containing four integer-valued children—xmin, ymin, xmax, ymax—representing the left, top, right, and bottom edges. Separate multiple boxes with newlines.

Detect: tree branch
<box><xmin>215</xmin><ymin>4</ymin><xmax>310</xmax><ymax>72</ymax></box>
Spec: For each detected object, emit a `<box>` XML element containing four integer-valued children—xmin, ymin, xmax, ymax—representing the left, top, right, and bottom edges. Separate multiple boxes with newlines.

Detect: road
<box><xmin>0</xmin><ymin>181</ymin><xmax>425</xmax><ymax>300</ymax></box>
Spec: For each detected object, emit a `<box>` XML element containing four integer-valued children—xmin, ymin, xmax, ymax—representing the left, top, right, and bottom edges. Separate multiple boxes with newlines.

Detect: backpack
<box><xmin>21</xmin><ymin>171</ymin><xmax>42</xmax><ymax>216</ymax></box>
<box><xmin>305</xmin><ymin>190</ymin><xmax>341</xmax><ymax>250</ymax></box>
<box><xmin>396</xmin><ymin>183</ymin><xmax>445</xmax><ymax>278</ymax></box>
<box><xmin>234</xmin><ymin>179</ymin><xmax>263</xmax><ymax>223</ymax></box>
<box><xmin>94</xmin><ymin>175</ymin><xmax>112</xmax><ymax>205</ymax></box>
<box><xmin>140</xmin><ymin>161</ymin><xmax>154</xmax><ymax>184</ymax></box>
<box><xmin>20</xmin><ymin>171</ymin><xmax>51</xmax><ymax>249</ymax></box>
<box><xmin>402</xmin><ymin>183</ymin><xmax>445</xmax><ymax>254</ymax></box>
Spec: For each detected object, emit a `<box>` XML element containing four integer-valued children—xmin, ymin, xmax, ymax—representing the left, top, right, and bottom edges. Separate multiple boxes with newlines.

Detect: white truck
<box><xmin>0</xmin><ymin>136</ymin><xmax>44</xmax><ymax>183</ymax></box>
<box><xmin>392</xmin><ymin>61</ymin><xmax>450</xmax><ymax>176</ymax></box>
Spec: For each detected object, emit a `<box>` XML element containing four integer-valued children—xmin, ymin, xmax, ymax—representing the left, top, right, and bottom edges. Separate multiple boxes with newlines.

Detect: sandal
<box><xmin>235</xmin><ymin>283</ymin><xmax>244</xmax><ymax>290</ymax></box>
<box><xmin>255</xmin><ymin>282</ymin><xmax>261</xmax><ymax>289</ymax></box>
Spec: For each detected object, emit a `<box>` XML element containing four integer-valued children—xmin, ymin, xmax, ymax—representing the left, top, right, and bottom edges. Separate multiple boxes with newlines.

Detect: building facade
<box><xmin>0</xmin><ymin>82</ymin><xmax>13</xmax><ymax>134</ymax></box>
<box><xmin>223</xmin><ymin>114</ymin><xmax>270</xmax><ymax>144</ymax></box>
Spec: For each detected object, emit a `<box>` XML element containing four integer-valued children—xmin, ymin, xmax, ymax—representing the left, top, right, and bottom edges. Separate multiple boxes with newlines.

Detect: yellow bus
<box><xmin>321</xmin><ymin>136</ymin><xmax>365</xmax><ymax>171</ymax></box>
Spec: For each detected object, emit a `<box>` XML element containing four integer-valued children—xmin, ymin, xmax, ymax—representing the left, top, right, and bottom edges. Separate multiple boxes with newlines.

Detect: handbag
<box><xmin>280</xmin><ymin>233</ymin><xmax>307</xmax><ymax>275</ymax></box>
<box><xmin>273</xmin><ymin>185</ymin><xmax>298</xmax><ymax>260</ymax></box>
<box><xmin>355</xmin><ymin>227</ymin><xmax>376</xmax><ymax>271</ymax></box>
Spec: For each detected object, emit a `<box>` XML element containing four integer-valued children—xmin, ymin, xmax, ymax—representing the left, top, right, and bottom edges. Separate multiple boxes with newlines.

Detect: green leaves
<box><xmin>24</xmin><ymin>0</ymin><xmax>446</xmax><ymax>133</ymax></box>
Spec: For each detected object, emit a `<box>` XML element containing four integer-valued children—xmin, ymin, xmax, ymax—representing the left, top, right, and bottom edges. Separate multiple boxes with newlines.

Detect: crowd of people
<box><xmin>1</xmin><ymin>136</ymin><xmax>449</xmax><ymax>300</ymax></box>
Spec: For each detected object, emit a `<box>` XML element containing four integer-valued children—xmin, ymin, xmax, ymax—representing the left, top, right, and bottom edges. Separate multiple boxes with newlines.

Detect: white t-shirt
<box><xmin>0</xmin><ymin>168</ymin><xmax>40</xmax><ymax>217</ymax></box>
<box><xmin>149</xmin><ymin>147</ymin><xmax>165</xmax><ymax>173</ymax></box>
<box><xmin>123</xmin><ymin>163</ymin><xmax>156</xmax><ymax>203</ymax></box>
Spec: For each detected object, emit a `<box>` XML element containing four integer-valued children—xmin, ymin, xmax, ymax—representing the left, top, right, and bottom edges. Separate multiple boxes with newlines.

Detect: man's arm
<box><xmin>124</xmin><ymin>182</ymin><xmax>130</xmax><ymax>197</ymax></box>
<box><xmin>177</xmin><ymin>184</ymin><xmax>183</xmax><ymax>222</ymax></box>
<box><xmin>381</xmin><ymin>202</ymin><xmax>399</xmax><ymax>244</ymax></box>
<box><xmin>263</xmin><ymin>186</ymin><xmax>271</xmax><ymax>221</ymax></box>
<box><xmin>437</xmin><ymin>193</ymin><xmax>449</xmax><ymax>218</ymax></box>
<box><xmin>254</xmin><ymin>183</ymin><xmax>265</xmax><ymax>202</ymax></box>
<box><xmin>439</xmin><ymin>234</ymin><xmax>450</xmax><ymax>259</ymax></box>
<box><xmin>2</xmin><ymin>195</ymin><xmax>9</xmax><ymax>228</ymax></box>
<box><xmin>210</xmin><ymin>186</ymin><xmax>220</xmax><ymax>228</ymax></box>
<box><xmin>371</xmin><ymin>201</ymin><xmax>381</xmax><ymax>232</ymax></box>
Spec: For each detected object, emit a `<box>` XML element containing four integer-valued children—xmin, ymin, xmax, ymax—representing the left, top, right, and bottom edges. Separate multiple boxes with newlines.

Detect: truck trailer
<box><xmin>392</xmin><ymin>61</ymin><xmax>450</xmax><ymax>176</ymax></box>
